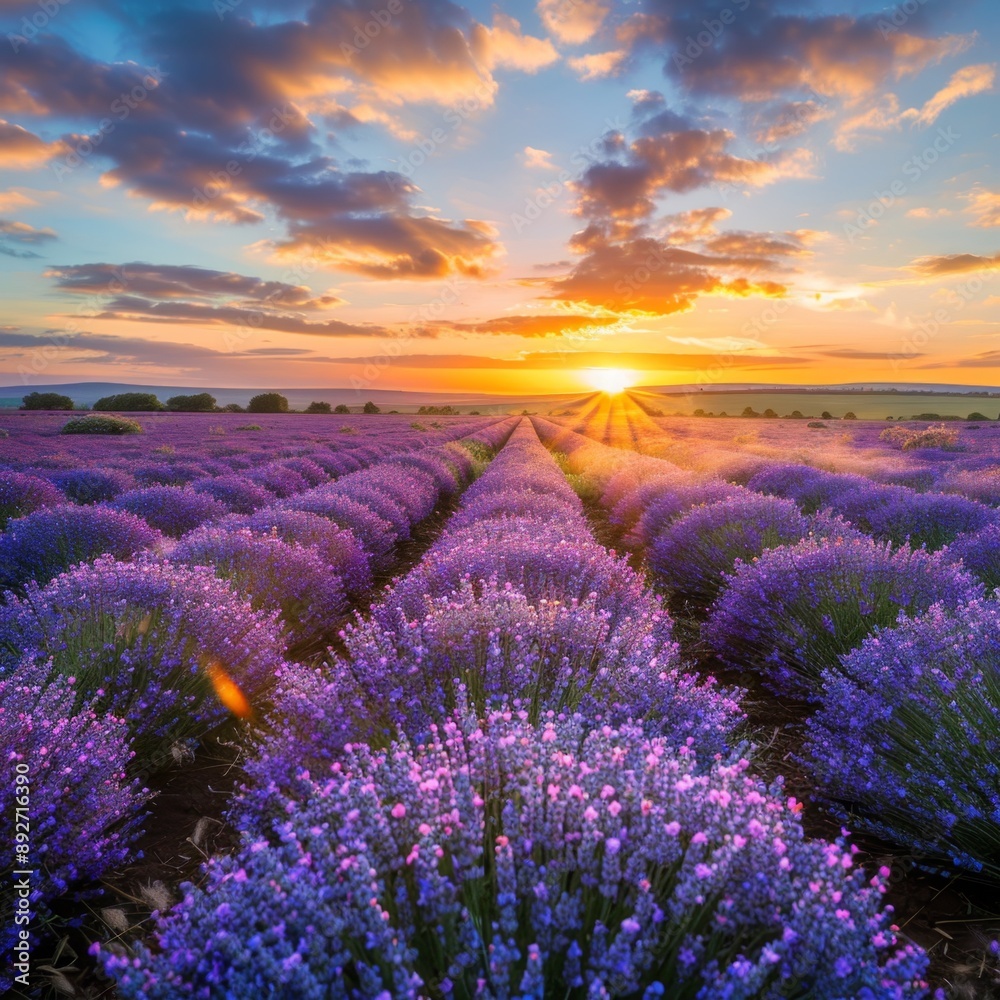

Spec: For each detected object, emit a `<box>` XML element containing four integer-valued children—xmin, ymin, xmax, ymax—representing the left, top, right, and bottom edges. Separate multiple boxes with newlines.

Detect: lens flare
<box><xmin>204</xmin><ymin>660</ymin><xmax>252</xmax><ymax>719</ymax></box>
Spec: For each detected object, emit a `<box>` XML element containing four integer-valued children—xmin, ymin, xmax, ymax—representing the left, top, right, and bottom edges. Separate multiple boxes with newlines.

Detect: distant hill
<box><xmin>0</xmin><ymin>382</ymin><xmax>593</xmax><ymax>414</ymax></box>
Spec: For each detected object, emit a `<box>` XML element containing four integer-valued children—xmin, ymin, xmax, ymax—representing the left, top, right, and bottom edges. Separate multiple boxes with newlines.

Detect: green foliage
<box><xmin>93</xmin><ymin>392</ymin><xmax>163</xmax><ymax>412</ymax></box>
<box><xmin>61</xmin><ymin>414</ymin><xmax>142</xmax><ymax>435</ymax></box>
<box><xmin>304</xmin><ymin>401</ymin><xmax>332</xmax><ymax>414</ymax></box>
<box><xmin>362</xmin><ymin>400</ymin><xmax>381</xmax><ymax>414</ymax></box>
<box><xmin>967</xmin><ymin>412</ymin><xmax>990</xmax><ymax>422</ymax></box>
<box><xmin>221</xmin><ymin>403</ymin><xmax>245</xmax><ymax>413</ymax></box>
<box><xmin>235</xmin><ymin>424</ymin><xmax>262</xmax><ymax>432</ymax></box>
<box><xmin>410</xmin><ymin>421</ymin><xmax>428</xmax><ymax>431</ymax></box>
<box><xmin>21</xmin><ymin>391</ymin><xmax>74</xmax><ymax>410</ymax></box>
<box><xmin>417</xmin><ymin>404</ymin><xmax>459</xmax><ymax>415</ymax></box>
<box><xmin>807</xmin><ymin>421</ymin><xmax>827</xmax><ymax>428</ymax></box>
<box><xmin>166</xmin><ymin>392</ymin><xmax>217</xmax><ymax>412</ymax></box>
<box><xmin>333</xmin><ymin>404</ymin><xmax>351</xmax><ymax>414</ymax></box>
<box><xmin>247</xmin><ymin>393</ymin><xmax>289</xmax><ymax>413</ymax></box>
<box><xmin>842</xmin><ymin>411</ymin><xmax>858</xmax><ymax>420</ymax></box>
<box><xmin>762</xmin><ymin>408</ymin><xmax>779</xmax><ymax>418</ymax></box>
<box><xmin>821</xmin><ymin>411</ymin><xmax>834</xmax><ymax>420</ymax></box>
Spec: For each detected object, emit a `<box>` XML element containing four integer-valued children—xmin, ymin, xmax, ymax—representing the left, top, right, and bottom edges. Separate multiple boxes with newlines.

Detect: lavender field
<box><xmin>3</xmin><ymin>406</ymin><xmax>1000</xmax><ymax>998</ymax></box>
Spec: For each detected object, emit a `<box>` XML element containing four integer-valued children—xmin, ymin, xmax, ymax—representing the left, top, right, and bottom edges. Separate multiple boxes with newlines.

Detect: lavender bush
<box><xmin>1</xmin><ymin>662</ymin><xmax>148</xmax><ymax>980</ymax></box>
<box><xmin>102</xmin><ymin>711</ymin><xmax>928</xmax><ymax>999</ymax></box>
<box><xmin>109</xmin><ymin>485</ymin><xmax>229</xmax><ymax>537</ymax></box>
<box><xmin>704</xmin><ymin>535</ymin><xmax>983</xmax><ymax>698</ymax></box>
<box><xmin>805</xmin><ymin>600</ymin><xmax>1000</xmax><ymax>878</ymax></box>
<box><xmin>0</xmin><ymin>505</ymin><xmax>163</xmax><ymax>594</ymax></box>
<box><xmin>0</xmin><ymin>469</ymin><xmax>63</xmax><ymax>527</ymax></box>
<box><xmin>0</xmin><ymin>556</ymin><xmax>284</xmax><ymax>756</ymax></box>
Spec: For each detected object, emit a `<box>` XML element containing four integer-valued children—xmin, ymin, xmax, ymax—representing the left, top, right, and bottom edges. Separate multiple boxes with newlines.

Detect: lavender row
<box><xmin>96</xmin><ymin>422</ymin><xmax>930</xmax><ymax>998</ymax></box>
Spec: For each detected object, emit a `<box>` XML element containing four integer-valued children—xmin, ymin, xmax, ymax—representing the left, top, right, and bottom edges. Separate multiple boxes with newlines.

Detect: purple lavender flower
<box><xmin>106</xmin><ymin>711</ymin><xmax>927</xmax><ymax>998</ymax></box>
<box><xmin>0</xmin><ymin>469</ymin><xmax>63</xmax><ymax>527</ymax></box>
<box><xmin>648</xmin><ymin>494</ymin><xmax>811</xmax><ymax>604</ymax></box>
<box><xmin>0</xmin><ymin>505</ymin><xmax>163</xmax><ymax>594</ymax></box>
<box><xmin>109</xmin><ymin>485</ymin><xmax>228</xmax><ymax>537</ymax></box>
<box><xmin>946</xmin><ymin>523</ymin><xmax>1000</xmax><ymax>591</ymax></box>
<box><xmin>0</xmin><ymin>555</ymin><xmax>285</xmax><ymax>755</ymax></box>
<box><xmin>191</xmin><ymin>474</ymin><xmax>275</xmax><ymax>513</ymax></box>
<box><xmin>805</xmin><ymin>599</ymin><xmax>1000</xmax><ymax>878</ymax></box>
<box><xmin>279</xmin><ymin>488</ymin><xmax>397</xmax><ymax>566</ymax></box>
<box><xmin>704</xmin><ymin>535</ymin><xmax>984</xmax><ymax>698</ymax></box>
<box><xmin>1</xmin><ymin>661</ymin><xmax>147</xmax><ymax>983</ymax></box>
<box><xmin>173</xmin><ymin>526</ymin><xmax>349</xmax><ymax>652</ymax></box>
<box><xmin>48</xmin><ymin>467</ymin><xmax>136</xmax><ymax>504</ymax></box>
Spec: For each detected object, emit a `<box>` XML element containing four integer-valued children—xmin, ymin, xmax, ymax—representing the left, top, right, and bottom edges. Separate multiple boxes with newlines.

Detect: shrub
<box><xmin>805</xmin><ymin>600</ymin><xmax>1000</xmax><ymax>879</ymax></box>
<box><xmin>0</xmin><ymin>505</ymin><xmax>162</xmax><ymax>594</ymax></box>
<box><xmin>226</xmin><ymin>508</ymin><xmax>371</xmax><ymax>595</ymax></box>
<box><xmin>21</xmin><ymin>391</ymin><xmax>74</xmax><ymax>410</ymax></box>
<box><xmin>832</xmin><ymin>484</ymin><xmax>994</xmax><ymax>550</ymax></box>
<box><xmin>166</xmin><ymin>392</ymin><xmax>217</xmax><ymax>412</ymax></box>
<box><xmin>221</xmin><ymin>403</ymin><xmax>245</xmax><ymax>413</ymax></box>
<box><xmin>191</xmin><ymin>474</ymin><xmax>274</xmax><ymax>513</ymax></box>
<box><xmin>807</xmin><ymin>421</ymin><xmax>826</xmax><ymax>428</ymax></box>
<box><xmin>109</xmin><ymin>486</ymin><xmax>228</xmax><ymax>537</ymax></box>
<box><xmin>362</xmin><ymin>400</ymin><xmax>381</xmax><ymax>414</ymax></box>
<box><xmin>648</xmin><ymin>494</ymin><xmax>811</xmax><ymax>605</ymax></box>
<box><xmin>105</xmin><ymin>711</ymin><xmax>928</xmax><ymax>999</ymax></box>
<box><xmin>173</xmin><ymin>527</ymin><xmax>349</xmax><ymax>652</ymax></box>
<box><xmin>843</xmin><ymin>411</ymin><xmax>858</xmax><ymax>420</ymax></box>
<box><xmin>304</xmin><ymin>401</ymin><xmax>331</xmax><ymax>413</ymax></box>
<box><xmin>333</xmin><ymin>403</ymin><xmax>350</xmax><ymax>414</ymax></box>
<box><xmin>92</xmin><ymin>392</ymin><xmax>163</xmax><ymax>411</ymax></box>
<box><xmin>1</xmin><ymin>662</ymin><xmax>147</xmax><ymax>976</ymax></box>
<box><xmin>0</xmin><ymin>470</ymin><xmax>63</xmax><ymax>528</ymax></box>
<box><xmin>247</xmin><ymin>392</ymin><xmax>289</xmax><ymax>413</ymax></box>
<box><xmin>0</xmin><ymin>556</ymin><xmax>284</xmax><ymax>756</ymax></box>
<box><xmin>234</xmin><ymin>423</ymin><xmax>262</xmax><ymax>431</ymax></box>
<box><xmin>61</xmin><ymin>414</ymin><xmax>142</xmax><ymax>435</ymax></box>
<box><xmin>968</xmin><ymin>412</ymin><xmax>990</xmax><ymax>422</ymax></box>
<box><xmin>946</xmin><ymin>523</ymin><xmax>1000</xmax><ymax>591</ymax></box>
<box><xmin>880</xmin><ymin>423</ymin><xmax>962</xmax><ymax>452</ymax></box>
<box><xmin>48</xmin><ymin>467</ymin><xmax>135</xmax><ymax>504</ymax></box>
<box><xmin>703</xmin><ymin>535</ymin><xmax>983</xmax><ymax>698</ymax></box>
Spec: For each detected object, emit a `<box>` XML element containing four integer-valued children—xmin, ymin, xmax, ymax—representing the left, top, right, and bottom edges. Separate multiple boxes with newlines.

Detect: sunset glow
<box><xmin>586</xmin><ymin>368</ymin><xmax>635</xmax><ymax>395</ymax></box>
<box><xmin>0</xmin><ymin>0</ymin><xmax>996</xmax><ymax>399</ymax></box>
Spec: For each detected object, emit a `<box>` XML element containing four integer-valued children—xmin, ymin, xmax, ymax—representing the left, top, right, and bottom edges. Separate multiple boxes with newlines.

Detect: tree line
<box><xmin>19</xmin><ymin>392</ymin><xmax>407</xmax><ymax>414</ymax></box>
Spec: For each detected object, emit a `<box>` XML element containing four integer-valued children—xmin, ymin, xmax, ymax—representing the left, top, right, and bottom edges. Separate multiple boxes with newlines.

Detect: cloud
<box><xmin>646</xmin><ymin>1</ymin><xmax>973</xmax><ymax>102</ymax></box>
<box><xmin>479</xmin><ymin>13</ymin><xmax>559</xmax><ymax>73</ymax></box>
<box><xmin>543</xmin><ymin>235</ymin><xmax>786</xmax><ymax>313</ymax></box>
<box><xmin>963</xmin><ymin>188</ymin><xmax>1000</xmax><ymax>229</ymax></box>
<box><xmin>0</xmin><ymin>119</ymin><xmax>67</xmax><ymax>168</ymax></box>
<box><xmin>45</xmin><ymin>261</ymin><xmax>402</xmax><ymax>337</ymax></box>
<box><xmin>537</xmin><ymin>0</ymin><xmax>609</xmax><ymax>45</ymax></box>
<box><xmin>568</xmin><ymin>50</ymin><xmax>627</xmax><ymax>80</ymax></box>
<box><xmin>920</xmin><ymin>350</ymin><xmax>1000</xmax><ymax>369</ymax></box>
<box><xmin>909</xmin><ymin>252</ymin><xmax>1000</xmax><ymax>277</ymax></box>
<box><xmin>437</xmin><ymin>314</ymin><xmax>621</xmax><ymax>337</ymax></box>
<box><xmin>0</xmin><ymin>189</ymin><xmax>38</xmax><ymax>213</ymax></box>
<box><xmin>46</xmin><ymin>262</ymin><xmax>342</xmax><ymax>309</ymax></box>
<box><xmin>572</xmin><ymin>105</ymin><xmax>814</xmax><ymax>224</ymax></box>
<box><xmin>0</xmin><ymin>217</ymin><xmax>57</xmax><ymax>258</ymax></box>
<box><xmin>523</xmin><ymin>146</ymin><xmax>556</xmax><ymax>170</ymax></box>
<box><xmin>906</xmin><ymin>206</ymin><xmax>953</xmax><ymax>219</ymax></box>
<box><xmin>311</xmin><ymin>349</ymin><xmax>804</xmax><ymax>370</ymax></box>
<box><xmin>906</xmin><ymin>63</ymin><xmax>995</xmax><ymax>126</ymax></box>
<box><xmin>753</xmin><ymin>101</ymin><xmax>834</xmax><ymax>145</ymax></box>
<box><xmin>818</xmin><ymin>348</ymin><xmax>925</xmax><ymax>361</ymax></box>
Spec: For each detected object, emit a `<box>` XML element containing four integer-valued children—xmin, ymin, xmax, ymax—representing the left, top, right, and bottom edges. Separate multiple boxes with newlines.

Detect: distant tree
<box><xmin>248</xmin><ymin>393</ymin><xmax>289</xmax><ymax>413</ymax></box>
<box><xmin>821</xmin><ymin>411</ymin><xmax>834</xmax><ymax>420</ymax></box>
<box><xmin>221</xmin><ymin>403</ymin><xmax>245</xmax><ymax>413</ymax></box>
<box><xmin>417</xmin><ymin>405</ymin><xmax>459</xmax><ymax>415</ymax></box>
<box><xmin>762</xmin><ymin>408</ymin><xmax>779</xmax><ymax>419</ymax></box>
<box><xmin>21</xmin><ymin>391</ymin><xmax>74</xmax><ymax>410</ymax></box>
<box><xmin>842</xmin><ymin>411</ymin><xmax>858</xmax><ymax>420</ymax></box>
<box><xmin>362</xmin><ymin>401</ymin><xmax>381</xmax><ymax>414</ymax></box>
<box><xmin>333</xmin><ymin>404</ymin><xmax>351</xmax><ymax>414</ymax></box>
<box><xmin>166</xmin><ymin>392</ymin><xmax>217</xmax><ymax>412</ymax></box>
<box><xmin>789</xmin><ymin>410</ymin><xmax>805</xmax><ymax>419</ymax></box>
<box><xmin>305</xmin><ymin>401</ymin><xmax>332</xmax><ymax>414</ymax></box>
<box><xmin>693</xmin><ymin>408</ymin><xmax>705</xmax><ymax>417</ymax></box>
<box><xmin>741</xmin><ymin>406</ymin><xmax>759</xmax><ymax>418</ymax></box>
<box><xmin>469</xmin><ymin>410</ymin><xmax>480</xmax><ymax>415</ymax></box>
<box><xmin>93</xmin><ymin>392</ymin><xmax>163</xmax><ymax>411</ymax></box>
<box><xmin>968</xmin><ymin>412</ymin><xmax>989</xmax><ymax>422</ymax></box>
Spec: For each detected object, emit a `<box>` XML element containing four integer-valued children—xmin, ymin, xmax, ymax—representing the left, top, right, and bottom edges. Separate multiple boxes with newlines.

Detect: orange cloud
<box><xmin>537</xmin><ymin>0</ymin><xmax>610</xmax><ymax>45</ymax></box>
<box><xmin>909</xmin><ymin>252</ymin><xmax>1000</xmax><ymax>277</ymax></box>
<box><xmin>963</xmin><ymin>188</ymin><xmax>1000</xmax><ymax>229</ymax></box>
<box><xmin>905</xmin><ymin>63</ymin><xmax>996</xmax><ymax>126</ymax></box>
<box><xmin>0</xmin><ymin>119</ymin><xmax>67</xmax><ymax>168</ymax></box>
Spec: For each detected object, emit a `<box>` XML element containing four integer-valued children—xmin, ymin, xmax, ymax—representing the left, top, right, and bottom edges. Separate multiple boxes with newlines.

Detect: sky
<box><xmin>0</xmin><ymin>0</ymin><xmax>997</xmax><ymax>397</ymax></box>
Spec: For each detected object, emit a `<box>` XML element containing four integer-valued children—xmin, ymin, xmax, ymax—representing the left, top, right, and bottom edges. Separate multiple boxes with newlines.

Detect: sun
<box><xmin>586</xmin><ymin>368</ymin><xmax>635</xmax><ymax>395</ymax></box>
